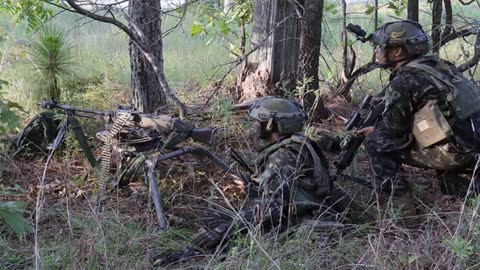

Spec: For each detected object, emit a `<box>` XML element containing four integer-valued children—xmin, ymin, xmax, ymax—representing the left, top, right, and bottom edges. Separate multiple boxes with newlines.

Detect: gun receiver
<box><xmin>334</xmin><ymin>94</ymin><xmax>385</xmax><ymax>174</ymax></box>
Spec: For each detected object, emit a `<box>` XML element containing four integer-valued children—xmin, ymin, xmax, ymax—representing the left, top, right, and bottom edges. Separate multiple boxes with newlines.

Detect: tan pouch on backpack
<box><xmin>412</xmin><ymin>100</ymin><xmax>452</xmax><ymax>148</ymax></box>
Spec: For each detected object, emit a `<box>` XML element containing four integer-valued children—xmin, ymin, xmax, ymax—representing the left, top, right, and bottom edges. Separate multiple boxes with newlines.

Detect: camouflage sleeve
<box><xmin>367</xmin><ymin>73</ymin><xmax>420</xmax><ymax>152</ymax></box>
<box><xmin>377</xmin><ymin>74</ymin><xmax>417</xmax><ymax>138</ymax></box>
<box><xmin>252</xmin><ymin>148</ymin><xmax>297</xmax><ymax>187</ymax></box>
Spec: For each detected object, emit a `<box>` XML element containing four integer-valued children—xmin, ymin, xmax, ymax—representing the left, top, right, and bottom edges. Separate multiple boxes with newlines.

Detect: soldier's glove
<box><xmin>192</xmin><ymin>223</ymin><xmax>230</xmax><ymax>250</ymax></box>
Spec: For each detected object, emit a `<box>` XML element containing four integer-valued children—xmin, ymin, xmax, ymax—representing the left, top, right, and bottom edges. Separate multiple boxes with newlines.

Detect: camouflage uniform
<box><xmin>248</xmin><ymin>133</ymin><xmax>339</xmax><ymax>230</ymax></box>
<box><xmin>366</xmin><ymin>57</ymin><xmax>480</xmax><ymax>196</ymax></box>
<box><xmin>190</xmin><ymin>97</ymin><xmax>351</xmax><ymax>252</ymax></box>
<box><xmin>162</xmin><ymin>130</ymin><xmax>347</xmax><ymax>265</ymax></box>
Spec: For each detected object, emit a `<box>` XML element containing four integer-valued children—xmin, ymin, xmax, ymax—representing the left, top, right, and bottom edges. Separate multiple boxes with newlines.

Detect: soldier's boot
<box><xmin>192</xmin><ymin>223</ymin><xmax>231</xmax><ymax>250</ymax></box>
<box><xmin>159</xmin><ymin>247</ymin><xmax>204</xmax><ymax>267</ymax></box>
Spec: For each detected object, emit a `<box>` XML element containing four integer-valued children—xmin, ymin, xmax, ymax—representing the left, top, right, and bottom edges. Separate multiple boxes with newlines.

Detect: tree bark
<box><xmin>432</xmin><ymin>0</ymin><xmax>443</xmax><ymax>53</ymax></box>
<box><xmin>129</xmin><ymin>0</ymin><xmax>166</xmax><ymax>113</ymax></box>
<box><xmin>441</xmin><ymin>0</ymin><xmax>453</xmax><ymax>40</ymax></box>
<box><xmin>64</xmin><ymin>0</ymin><xmax>187</xmax><ymax>117</ymax></box>
<box><xmin>298</xmin><ymin>0</ymin><xmax>329</xmax><ymax>121</ymax></box>
<box><xmin>407</xmin><ymin>0</ymin><xmax>419</xmax><ymax>22</ymax></box>
<box><xmin>236</xmin><ymin>0</ymin><xmax>301</xmax><ymax>101</ymax></box>
<box><xmin>337</xmin><ymin>0</ymin><xmax>355</xmax><ymax>101</ymax></box>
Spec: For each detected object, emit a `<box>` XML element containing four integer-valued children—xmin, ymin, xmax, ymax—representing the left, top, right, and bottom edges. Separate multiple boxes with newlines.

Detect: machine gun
<box><xmin>38</xmin><ymin>99</ymin><xmax>217</xmax><ymax>150</ymax></box>
<box><xmin>334</xmin><ymin>94</ymin><xmax>385</xmax><ymax>175</ymax></box>
<box><xmin>33</xmin><ymin>99</ymin><xmax>244</xmax><ymax>229</ymax></box>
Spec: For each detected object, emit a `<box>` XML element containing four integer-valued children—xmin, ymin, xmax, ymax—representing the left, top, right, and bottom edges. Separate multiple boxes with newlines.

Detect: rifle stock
<box><xmin>190</xmin><ymin>127</ymin><xmax>218</xmax><ymax>146</ymax></box>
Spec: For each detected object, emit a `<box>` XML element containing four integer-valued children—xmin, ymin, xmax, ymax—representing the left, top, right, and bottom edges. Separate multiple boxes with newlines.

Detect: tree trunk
<box><xmin>441</xmin><ymin>0</ymin><xmax>453</xmax><ymax>40</ymax></box>
<box><xmin>298</xmin><ymin>0</ymin><xmax>329</xmax><ymax>121</ymax></box>
<box><xmin>236</xmin><ymin>0</ymin><xmax>301</xmax><ymax>101</ymax></box>
<box><xmin>337</xmin><ymin>0</ymin><xmax>355</xmax><ymax>101</ymax></box>
<box><xmin>129</xmin><ymin>0</ymin><xmax>166</xmax><ymax>113</ymax></box>
<box><xmin>407</xmin><ymin>0</ymin><xmax>419</xmax><ymax>22</ymax></box>
<box><xmin>431</xmin><ymin>0</ymin><xmax>443</xmax><ymax>54</ymax></box>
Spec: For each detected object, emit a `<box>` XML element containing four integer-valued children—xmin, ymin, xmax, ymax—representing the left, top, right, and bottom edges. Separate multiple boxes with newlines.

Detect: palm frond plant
<box><xmin>28</xmin><ymin>27</ymin><xmax>74</xmax><ymax>100</ymax></box>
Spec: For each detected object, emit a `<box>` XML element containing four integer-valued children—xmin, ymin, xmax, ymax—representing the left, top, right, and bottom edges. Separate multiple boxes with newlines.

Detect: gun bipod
<box><xmin>143</xmin><ymin>146</ymin><xmax>240</xmax><ymax>229</ymax></box>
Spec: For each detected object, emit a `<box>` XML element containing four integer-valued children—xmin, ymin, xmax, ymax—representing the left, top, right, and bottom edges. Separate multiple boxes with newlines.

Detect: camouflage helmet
<box><xmin>248</xmin><ymin>96</ymin><xmax>307</xmax><ymax>134</ymax></box>
<box><xmin>372</xmin><ymin>20</ymin><xmax>431</xmax><ymax>56</ymax></box>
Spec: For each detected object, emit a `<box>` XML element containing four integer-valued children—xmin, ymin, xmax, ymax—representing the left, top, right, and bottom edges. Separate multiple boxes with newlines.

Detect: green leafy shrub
<box><xmin>0</xmin><ymin>200</ymin><xmax>31</xmax><ymax>235</ymax></box>
<box><xmin>0</xmin><ymin>79</ymin><xmax>21</xmax><ymax>134</ymax></box>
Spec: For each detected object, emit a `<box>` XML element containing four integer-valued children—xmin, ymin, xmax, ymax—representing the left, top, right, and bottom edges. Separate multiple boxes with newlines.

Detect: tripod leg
<box><xmin>144</xmin><ymin>159</ymin><xmax>168</xmax><ymax>229</ymax></box>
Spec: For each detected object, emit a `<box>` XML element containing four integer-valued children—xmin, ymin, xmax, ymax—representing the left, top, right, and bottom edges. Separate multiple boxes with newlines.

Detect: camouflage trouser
<box><xmin>365</xmin><ymin>135</ymin><xmax>479</xmax><ymax>196</ymax></box>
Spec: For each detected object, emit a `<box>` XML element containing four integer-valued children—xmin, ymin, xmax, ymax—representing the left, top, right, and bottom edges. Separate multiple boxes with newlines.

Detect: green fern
<box><xmin>28</xmin><ymin>27</ymin><xmax>74</xmax><ymax>100</ymax></box>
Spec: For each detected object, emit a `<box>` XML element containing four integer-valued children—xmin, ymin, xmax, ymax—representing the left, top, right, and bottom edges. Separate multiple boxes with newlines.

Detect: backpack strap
<box><xmin>254</xmin><ymin>134</ymin><xmax>330</xmax><ymax>188</ymax></box>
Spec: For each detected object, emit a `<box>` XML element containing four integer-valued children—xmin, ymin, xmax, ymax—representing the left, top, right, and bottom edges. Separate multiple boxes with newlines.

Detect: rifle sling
<box><xmin>69</xmin><ymin>115</ymin><xmax>100</xmax><ymax>170</ymax></box>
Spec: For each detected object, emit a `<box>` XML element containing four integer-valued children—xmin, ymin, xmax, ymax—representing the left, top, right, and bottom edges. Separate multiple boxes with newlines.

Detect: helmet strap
<box><xmin>266</xmin><ymin>118</ymin><xmax>274</xmax><ymax>131</ymax></box>
<box><xmin>380</xmin><ymin>52</ymin><xmax>410</xmax><ymax>69</ymax></box>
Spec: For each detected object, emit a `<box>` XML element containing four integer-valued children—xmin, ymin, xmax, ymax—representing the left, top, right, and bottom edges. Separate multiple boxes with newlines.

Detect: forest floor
<box><xmin>1</xmin><ymin>95</ymin><xmax>479</xmax><ymax>269</ymax></box>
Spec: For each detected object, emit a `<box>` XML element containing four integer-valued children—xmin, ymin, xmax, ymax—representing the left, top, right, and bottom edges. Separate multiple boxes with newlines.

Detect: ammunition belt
<box><xmin>99</xmin><ymin>112</ymin><xmax>133</xmax><ymax>194</ymax></box>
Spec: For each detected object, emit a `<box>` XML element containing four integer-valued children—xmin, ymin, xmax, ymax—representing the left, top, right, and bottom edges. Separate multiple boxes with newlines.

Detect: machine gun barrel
<box><xmin>38</xmin><ymin>99</ymin><xmax>218</xmax><ymax>147</ymax></box>
<box><xmin>38</xmin><ymin>99</ymin><xmax>114</xmax><ymax>121</ymax></box>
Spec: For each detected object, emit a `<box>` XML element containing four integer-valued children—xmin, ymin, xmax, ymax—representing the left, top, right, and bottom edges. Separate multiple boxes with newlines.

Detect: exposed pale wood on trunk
<box><xmin>237</xmin><ymin>0</ymin><xmax>300</xmax><ymax>101</ymax></box>
<box><xmin>458</xmin><ymin>31</ymin><xmax>480</xmax><ymax>72</ymax></box>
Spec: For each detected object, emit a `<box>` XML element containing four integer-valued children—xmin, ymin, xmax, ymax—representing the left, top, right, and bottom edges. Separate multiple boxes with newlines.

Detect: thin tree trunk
<box><xmin>372</xmin><ymin>0</ymin><xmax>379</xmax><ymax>61</ymax></box>
<box><xmin>64</xmin><ymin>0</ymin><xmax>187</xmax><ymax>117</ymax></box>
<box><xmin>432</xmin><ymin>0</ymin><xmax>443</xmax><ymax>53</ymax></box>
<box><xmin>407</xmin><ymin>0</ymin><xmax>419</xmax><ymax>22</ymax></box>
<box><xmin>338</xmin><ymin>0</ymin><xmax>355</xmax><ymax>101</ymax></box>
<box><xmin>441</xmin><ymin>0</ymin><xmax>453</xmax><ymax>40</ymax></box>
<box><xmin>129</xmin><ymin>0</ymin><xmax>166</xmax><ymax>113</ymax></box>
<box><xmin>298</xmin><ymin>0</ymin><xmax>329</xmax><ymax>121</ymax></box>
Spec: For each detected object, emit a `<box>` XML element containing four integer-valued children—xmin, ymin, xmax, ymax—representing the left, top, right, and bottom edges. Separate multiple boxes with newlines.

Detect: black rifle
<box><xmin>334</xmin><ymin>94</ymin><xmax>385</xmax><ymax>175</ymax></box>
